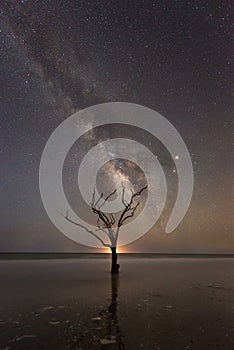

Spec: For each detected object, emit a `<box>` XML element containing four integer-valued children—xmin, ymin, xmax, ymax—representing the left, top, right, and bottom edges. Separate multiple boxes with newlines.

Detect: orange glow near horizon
<box><xmin>102</xmin><ymin>246</ymin><xmax>128</xmax><ymax>254</ymax></box>
<box><xmin>117</xmin><ymin>246</ymin><xmax>128</xmax><ymax>253</ymax></box>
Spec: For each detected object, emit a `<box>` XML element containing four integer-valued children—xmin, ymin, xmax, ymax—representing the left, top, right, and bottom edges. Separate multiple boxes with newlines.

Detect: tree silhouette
<box><xmin>64</xmin><ymin>183</ymin><xmax>147</xmax><ymax>273</ymax></box>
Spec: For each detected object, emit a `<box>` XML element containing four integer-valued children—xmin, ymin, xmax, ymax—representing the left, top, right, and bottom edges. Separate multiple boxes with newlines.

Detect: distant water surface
<box><xmin>0</xmin><ymin>252</ymin><xmax>233</xmax><ymax>260</ymax></box>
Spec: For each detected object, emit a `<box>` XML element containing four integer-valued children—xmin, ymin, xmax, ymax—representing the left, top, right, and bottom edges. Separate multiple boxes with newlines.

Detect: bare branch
<box><xmin>93</xmin><ymin>191</ymin><xmax>104</xmax><ymax>208</ymax></box>
<box><xmin>109</xmin><ymin>212</ymin><xmax>116</xmax><ymax>226</ymax></box>
<box><xmin>120</xmin><ymin>201</ymin><xmax>140</xmax><ymax>225</ymax></box>
<box><xmin>96</xmin><ymin>226</ymin><xmax>109</xmax><ymax>234</ymax></box>
<box><xmin>128</xmin><ymin>185</ymin><xmax>147</xmax><ymax>207</ymax></box>
<box><xmin>98</xmin><ymin>188</ymin><xmax>117</xmax><ymax>210</ymax></box>
<box><xmin>62</xmin><ymin>212</ymin><xmax>111</xmax><ymax>248</ymax></box>
<box><xmin>118</xmin><ymin>186</ymin><xmax>147</xmax><ymax>227</ymax></box>
<box><xmin>91</xmin><ymin>188</ymin><xmax>117</xmax><ymax>229</ymax></box>
<box><xmin>92</xmin><ymin>206</ymin><xmax>110</xmax><ymax>228</ymax></box>
<box><xmin>105</xmin><ymin>188</ymin><xmax>117</xmax><ymax>202</ymax></box>
<box><xmin>97</xmin><ymin>217</ymin><xmax>107</xmax><ymax>232</ymax></box>
<box><xmin>63</xmin><ymin>185</ymin><xmax>147</xmax><ymax>249</ymax></box>
<box><xmin>91</xmin><ymin>193</ymin><xmax>116</xmax><ymax>229</ymax></box>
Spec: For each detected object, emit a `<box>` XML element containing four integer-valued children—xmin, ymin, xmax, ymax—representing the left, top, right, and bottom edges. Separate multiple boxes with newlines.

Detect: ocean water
<box><xmin>0</xmin><ymin>252</ymin><xmax>233</xmax><ymax>260</ymax></box>
<box><xmin>0</xmin><ymin>254</ymin><xmax>233</xmax><ymax>349</ymax></box>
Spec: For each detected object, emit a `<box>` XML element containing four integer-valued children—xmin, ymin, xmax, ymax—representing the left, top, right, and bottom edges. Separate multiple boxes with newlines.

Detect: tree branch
<box><xmin>120</xmin><ymin>201</ymin><xmax>140</xmax><ymax>225</ymax></box>
<box><xmin>97</xmin><ymin>188</ymin><xmax>117</xmax><ymax>210</ymax></box>
<box><xmin>91</xmin><ymin>188</ymin><xmax>117</xmax><ymax>229</ymax></box>
<box><xmin>62</xmin><ymin>185</ymin><xmax>147</xmax><ymax>249</ymax></box>
<box><xmin>62</xmin><ymin>211</ymin><xmax>111</xmax><ymax>248</ymax></box>
<box><xmin>118</xmin><ymin>186</ymin><xmax>147</xmax><ymax>227</ymax></box>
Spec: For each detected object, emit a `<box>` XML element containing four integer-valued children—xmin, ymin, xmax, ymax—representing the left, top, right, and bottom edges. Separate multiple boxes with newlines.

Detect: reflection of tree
<box><xmin>99</xmin><ymin>275</ymin><xmax>125</xmax><ymax>349</ymax></box>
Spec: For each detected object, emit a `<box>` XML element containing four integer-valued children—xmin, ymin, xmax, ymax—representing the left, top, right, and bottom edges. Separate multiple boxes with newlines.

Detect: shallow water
<box><xmin>0</xmin><ymin>257</ymin><xmax>233</xmax><ymax>349</ymax></box>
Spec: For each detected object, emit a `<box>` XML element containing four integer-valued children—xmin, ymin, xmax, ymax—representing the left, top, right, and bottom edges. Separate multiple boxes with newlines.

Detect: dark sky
<box><xmin>0</xmin><ymin>0</ymin><xmax>233</xmax><ymax>253</ymax></box>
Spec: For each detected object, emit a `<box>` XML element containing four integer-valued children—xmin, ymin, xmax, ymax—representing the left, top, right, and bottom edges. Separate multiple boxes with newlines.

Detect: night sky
<box><xmin>0</xmin><ymin>0</ymin><xmax>233</xmax><ymax>253</ymax></box>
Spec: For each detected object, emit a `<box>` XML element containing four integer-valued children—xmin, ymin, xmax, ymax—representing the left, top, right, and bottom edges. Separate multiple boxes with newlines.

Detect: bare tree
<box><xmin>64</xmin><ymin>184</ymin><xmax>147</xmax><ymax>273</ymax></box>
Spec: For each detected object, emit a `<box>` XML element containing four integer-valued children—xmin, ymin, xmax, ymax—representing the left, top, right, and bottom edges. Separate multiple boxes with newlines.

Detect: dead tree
<box><xmin>64</xmin><ymin>184</ymin><xmax>147</xmax><ymax>273</ymax></box>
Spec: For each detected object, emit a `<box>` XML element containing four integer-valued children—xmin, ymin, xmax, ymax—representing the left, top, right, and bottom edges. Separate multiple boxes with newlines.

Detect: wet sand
<box><xmin>0</xmin><ymin>256</ymin><xmax>233</xmax><ymax>349</ymax></box>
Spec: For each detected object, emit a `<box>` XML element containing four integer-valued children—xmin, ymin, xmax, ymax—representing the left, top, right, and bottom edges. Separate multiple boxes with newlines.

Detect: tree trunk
<box><xmin>111</xmin><ymin>247</ymin><xmax>120</xmax><ymax>273</ymax></box>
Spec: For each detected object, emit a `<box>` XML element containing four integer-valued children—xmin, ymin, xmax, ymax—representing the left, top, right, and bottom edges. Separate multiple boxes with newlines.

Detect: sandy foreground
<box><xmin>0</xmin><ymin>256</ymin><xmax>233</xmax><ymax>350</ymax></box>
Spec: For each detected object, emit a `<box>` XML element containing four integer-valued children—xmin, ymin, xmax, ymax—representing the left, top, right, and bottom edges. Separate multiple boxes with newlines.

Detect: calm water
<box><xmin>0</xmin><ymin>256</ymin><xmax>233</xmax><ymax>349</ymax></box>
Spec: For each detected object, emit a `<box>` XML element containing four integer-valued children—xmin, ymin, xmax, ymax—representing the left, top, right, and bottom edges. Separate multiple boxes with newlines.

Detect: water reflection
<box><xmin>99</xmin><ymin>274</ymin><xmax>125</xmax><ymax>349</ymax></box>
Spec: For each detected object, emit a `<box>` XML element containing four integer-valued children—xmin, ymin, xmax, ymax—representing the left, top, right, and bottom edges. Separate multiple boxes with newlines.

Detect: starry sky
<box><xmin>0</xmin><ymin>0</ymin><xmax>233</xmax><ymax>253</ymax></box>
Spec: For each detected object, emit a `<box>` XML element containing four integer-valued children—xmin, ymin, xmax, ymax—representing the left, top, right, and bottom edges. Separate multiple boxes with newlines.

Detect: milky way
<box><xmin>0</xmin><ymin>1</ymin><xmax>233</xmax><ymax>252</ymax></box>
